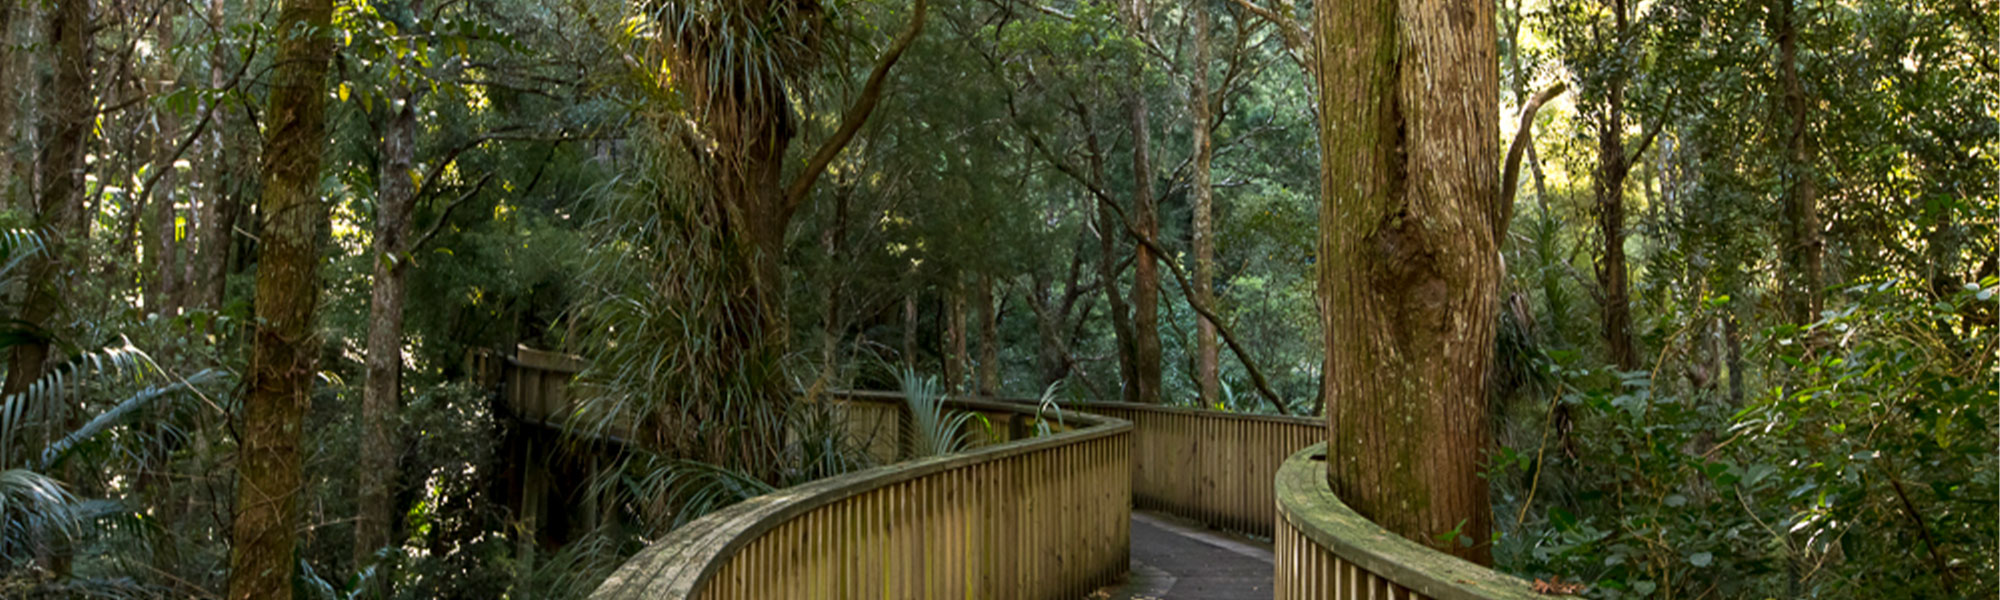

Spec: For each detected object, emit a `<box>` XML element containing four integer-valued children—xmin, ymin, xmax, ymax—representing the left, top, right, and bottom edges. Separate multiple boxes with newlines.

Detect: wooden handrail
<box><xmin>589</xmin><ymin>391</ymin><xmax>1133</xmax><ymax>599</ymax></box>
<box><xmin>1276</xmin><ymin>442</ymin><xmax>1540</xmax><ymax>600</ymax></box>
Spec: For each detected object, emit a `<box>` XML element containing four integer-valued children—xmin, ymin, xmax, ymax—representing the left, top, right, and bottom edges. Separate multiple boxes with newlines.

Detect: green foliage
<box><xmin>1494</xmin><ymin>279</ymin><xmax>1998</xmax><ymax>598</ymax></box>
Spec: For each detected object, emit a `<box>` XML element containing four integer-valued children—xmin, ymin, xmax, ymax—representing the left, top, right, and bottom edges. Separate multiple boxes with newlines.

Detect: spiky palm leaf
<box><xmin>892</xmin><ymin>365</ymin><xmax>975</xmax><ymax>457</ymax></box>
<box><xmin>0</xmin><ymin>341</ymin><xmax>222</xmax><ymax>571</ymax></box>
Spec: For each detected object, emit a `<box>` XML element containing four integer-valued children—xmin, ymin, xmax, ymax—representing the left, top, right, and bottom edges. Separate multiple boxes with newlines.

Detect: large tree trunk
<box><xmin>1313</xmin><ymin>0</ymin><xmax>1500</xmax><ymax>566</ymax></box>
<box><xmin>227</xmin><ymin>0</ymin><xmax>335</xmax><ymax>593</ymax></box>
<box><xmin>1123</xmin><ymin>0</ymin><xmax>1162</xmax><ymax>405</ymax></box>
<box><xmin>1773</xmin><ymin>0</ymin><xmax>1820</xmax><ymax>327</ymax></box>
<box><xmin>3</xmin><ymin>0</ymin><xmax>89</xmax><ymax>396</ymax></box>
<box><xmin>662</xmin><ymin>0</ymin><xmax>923</xmax><ymax>476</ymax></box>
<box><xmin>1188</xmin><ymin>3</ymin><xmax>1220</xmax><ymax>407</ymax></box>
<box><xmin>356</xmin><ymin>19</ymin><xmax>420</xmax><ymax>571</ymax></box>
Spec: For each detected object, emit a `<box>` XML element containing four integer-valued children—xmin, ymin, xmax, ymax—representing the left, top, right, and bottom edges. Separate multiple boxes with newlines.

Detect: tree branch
<box><xmin>411</xmin><ymin>174</ymin><xmax>493</xmax><ymax>252</ymax></box>
<box><xmin>1499</xmin><ymin>81</ymin><xmax>1567</xmax><ymax>236</ymax></box>
<box><xmin>780</xmin><ymin>0</ymin><xmax>928</xmax><ymax>218</ymax></box>
<box><xmin>1018</xmin><ymin>123</ymin><xmax>1291</xmax><ymax>414</ymax></box>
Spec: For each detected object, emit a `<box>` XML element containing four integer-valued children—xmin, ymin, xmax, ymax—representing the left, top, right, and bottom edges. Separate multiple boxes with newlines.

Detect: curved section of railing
<box><xmin>1071</xmin><ymin>402</ymin><xmax>1320</xmax><ymax>538</ymax></box>
<box><xmin>1275</xmin><ymin>443</ymin><xmax>1538</xmax><ymax>600</ymax></box>
<box><xmin>590</xmin><ymin>391</ymin><xmax>1133</xmax><ymax>600</ymax></box>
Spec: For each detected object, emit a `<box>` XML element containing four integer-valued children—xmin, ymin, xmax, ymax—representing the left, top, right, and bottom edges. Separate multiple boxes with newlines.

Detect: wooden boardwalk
<box><xmin>1097</xmin><ymin>512</ymin><xmax>1275</xmax><ymax>600</ymax></box>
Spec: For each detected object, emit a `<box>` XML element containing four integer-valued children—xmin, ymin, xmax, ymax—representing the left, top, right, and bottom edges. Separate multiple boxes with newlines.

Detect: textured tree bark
<box><xmin>1773</xmin><ymin>0</ymin><xmax>1821</xmax><ymax>327</ymax></box>
<box><xmin>227</xmin><ymin>0</ymin><xmax>334</xmax><ymax>593</ymax></box>
<box><xmin>356</xmin><ymin>15</ymin><xmax>420</xmax><ymax>571</ymax></box>
<box><xmin>1313</xmin><ymin>0</ymin><xmax>1500</xmax><ymax>566</ymax></box>
<box><xmin>976</xmin><ymin>273</ymin><xmax>998</xmax><ymax>395</ymax></box>
<box><xmin>1124</xmin><ymin>0</ymin><xmax>1162</xmax><ymax>405</ymax></box>
<box><xmin>1189</xmin><ymin>3</ymin><xmax>1220</xmax><ymax>407</ymax></box>
<box><xmin>3</xmin><ymin>0</ymin><xmax>88</xmax><ymax>396</ymax></box>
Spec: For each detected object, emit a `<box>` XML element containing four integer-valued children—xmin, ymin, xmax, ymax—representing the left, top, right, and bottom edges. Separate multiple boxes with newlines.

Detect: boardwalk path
<box><xmin>1097</xmin><ymin>512</ymin><xmax>1275</xmax><ymax>600</ymax></box>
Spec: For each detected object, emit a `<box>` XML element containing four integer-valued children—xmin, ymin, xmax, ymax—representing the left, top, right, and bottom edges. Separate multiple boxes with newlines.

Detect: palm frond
<box><xmin>36</xmin><ymin>369</ymin><xmax>224</xmax><ymax>471</ymax></box>
<box><xmin>892</xmin><ymin>365</ymin><xmax>974</xmax><ymax>457</ymax></box>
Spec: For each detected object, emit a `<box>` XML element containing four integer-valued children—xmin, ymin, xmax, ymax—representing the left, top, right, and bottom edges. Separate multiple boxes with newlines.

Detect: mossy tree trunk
<box><xmin>228</xmin><ymin>0</ymin><xmax>335</xmax><ymax>593</ymax></box>
<box><xmin>1313</xmin><ymin>0</ymin><xmax>1501</xmax><ymax>566</ymax></box>
<box><xmin>3</xmin><ymin>0</ymin><xmax>89</xmax><ymax>397</ymax></box>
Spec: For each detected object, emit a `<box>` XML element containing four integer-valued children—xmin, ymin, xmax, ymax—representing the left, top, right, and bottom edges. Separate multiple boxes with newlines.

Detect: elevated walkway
<box><xmin>481</xmin><ymin>347</ymin><xmax>1540</xmax><ymax>599</ymax></box>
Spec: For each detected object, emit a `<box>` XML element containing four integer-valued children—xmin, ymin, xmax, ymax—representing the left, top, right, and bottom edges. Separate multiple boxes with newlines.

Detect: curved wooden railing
<box><xmin>590</xmin><ymin>390</ymin><xmax>1133</xmax><ymax>600</ymax></box>
<box><xmin>1276</xmin><ymin>443</ymin><xmax>1538</xmax><ymax>600</ymax></box>
<box><xmin>1071</xmin><ymin>401</ymin><xmax>1319</xmax><ymax>538</ymax></box>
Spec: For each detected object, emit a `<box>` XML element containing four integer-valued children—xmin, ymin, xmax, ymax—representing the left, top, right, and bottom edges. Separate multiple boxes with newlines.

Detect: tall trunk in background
<box><xmin>356</xmin><ymin>5</ymin><xmax>421</xmax><ymax>570</ymax></box>
<box><xmin>4</xmin><ymin>0</ymin><xmax>88</xmax><ymax>396</ymax></box>
<box><xmin>1773</xmin><ymin>0</ymin><xmax>1820</xmax><ymax>327</ymax></box>
<box><xmin>227</xmin><ymin>0</ymin><xmax>335</xmax><ymax>592</ymax></box>
<box><xmin>0</xmin><ymin>0</ymin><xmax>17</xmax><ymax>210</ymax></box>
<box><xmin>976</xmin><ymin>273</ymin><xmax>998</xmax><ymax>395</ymax></box>
<box><xmin>146</xmin><ymin>14</ymin><xmax>182</xmax><ymax>317</ymax></box>
<box><xmin>944</xmin><ymin>279</ymin><xmax>968</xmax><ymax>394</ymax></box>
<box><xmin>903</xmin><ymin>291</ymin><xmax>918</xmax><ymax>368</ymax></box>
<box><xmin>1313</xmin><ymin>0</ymin><xmax>1500</xmax><ymax>566</ymax></box>
<box><xmin>1085</xmin><ymin>123</ymin><xmax>1139</xmax><ymax>403</ymax></box>
<box><xmin>194</xmin><ymin>0</ymin><xmax>238</xmax><ymax>311</ymax></box>
<box><xmin>1593</xmin><ymin>0</ymin><xmax>1637</xmax><ymax>370</ymax></box>
<box><xmin>1123</xmin><ymin>0</ymin><xmax>1162</xmax><ymax>405</ymax></box>
<box><xmin>1188</xmin><ymin>3</ymin><xmax>1220</xmax><ymax>406</ymax></box>
<box><xmin>817</xmin><ymin>183</ymin><xmax>851</xmax><ymax>385</ymax></box>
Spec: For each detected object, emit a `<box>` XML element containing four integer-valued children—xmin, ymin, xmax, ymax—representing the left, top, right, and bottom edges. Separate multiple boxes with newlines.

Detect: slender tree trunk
<box><xmin>147</xmin><ymin>20</ymin><xmax>182</xmax><ymax>317</ymax></box>
<box><xmin>976</xmin><ymin>273</ymin><xmax>998</xmax><ymax>395</ymax></box>
<box><xmin>356</xmin><ymin>12</ymin><xmax>420</xmax><ymax>571</ymax></box>
<box><xmin>0</xmin><ymin>0</ymin><xmax>17</xmax><ymax>210</ymax></box>
<box><xmin>1189</xmin><ymin>3</ymin><xmax>1220</xmax><ymax>407</ymax></box>
<box><xmin>1032</xmin><ymin>271</ymin><xmax>1067</xmax><ymax>387</ymax></box>
<box><xmin>228</xmin><ymin>0</ymin><xmax>335</xmax><ymax>593</ymax></box>
<box><xmin>1595</xmin><ymin>102</ymin><xmax>1636</xmax><ymax>370</ymax></box>
<box><xmin>944</xmin><ymin>279</ymin><xmax>968</xmax><ymax>394</ymax></box>
<box><xmin>3</xmin><ymin>0</ymin><xmax>88</xmax><ymax>396</ymax></box>
<box><xmin>1123</xmin><ymin>0</ymin><xmax>1162</xmax><ymax>405</ymax></box>
<box><xmin>1314</xmin><ymin>0</ymin><xmax>1500</xmax><ymax>565</ymax></box>
<box><xmin>817</xmin><ymin>183</ymin><xmax>851</xmax><ymax>386</ymax></box>
<box><xmin>1594</xmin><ymin>0</ymin><xmax>1638</xmax><ymax>370</ymax></box>
<box><xmin>1773</xmin><ymin>0</ymin><xmax>1821</xmax><ymax>327</ymax></box>
<box><xmin>194</xmin><ymin>0</ymin><xmax>238</xmax><ymax>312</ymax></box>
<box><xmin>903</xmin><ymin>291</ymin><xmax>919</xmax><ymax>369</ymax></box>
<box><xmin>193</xmin><ymin>0</ymin><xmax>233</xmax><ymax>311</ymax></box>
<box><xmin>1086</xmin><ymin>125</ymin><xmax>1139</xmax><ymax>402</ymax></box>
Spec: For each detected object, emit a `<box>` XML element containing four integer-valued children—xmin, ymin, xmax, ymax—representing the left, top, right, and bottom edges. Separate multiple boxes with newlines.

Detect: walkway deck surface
<box><xmin>1096</xmin><ymin>512</ymin><xmax>1275</xmax><ymax>600</ymax></box>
